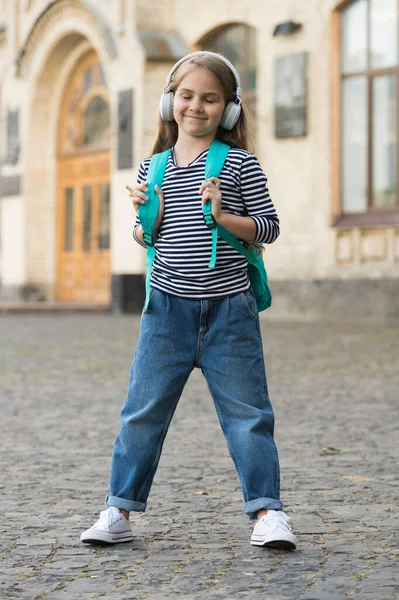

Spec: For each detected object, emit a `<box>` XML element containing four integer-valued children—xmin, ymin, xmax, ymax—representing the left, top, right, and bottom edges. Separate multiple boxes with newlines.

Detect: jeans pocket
<box><xmin>239</xmin><ymin>290</ymin><xmax>258</xmax><ymax>321</ymax></box>
<box><xmin>142</xmin><ymin>287</ymin><xmax>159</xmax><ymax>314</ymax></box>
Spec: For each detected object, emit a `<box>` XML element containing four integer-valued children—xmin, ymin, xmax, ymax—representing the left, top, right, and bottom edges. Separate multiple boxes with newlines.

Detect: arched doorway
<box><xmin>56</xmin><ymin>49</ymin><xmax>111</xmax><ymax>303</ymax></box>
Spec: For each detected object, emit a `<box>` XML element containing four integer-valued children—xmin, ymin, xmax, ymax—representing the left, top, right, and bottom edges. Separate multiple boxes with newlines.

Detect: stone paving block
<box><xmin>1</xmin><ymin>315</ymin><xmax>398</xmax><ymax>599</ymax></box>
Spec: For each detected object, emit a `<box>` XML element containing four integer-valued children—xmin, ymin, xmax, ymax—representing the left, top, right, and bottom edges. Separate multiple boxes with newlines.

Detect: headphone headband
<box><xmin>164</xmin><ymin>51</ymin><xmax>242</xmax><ymax>99</ymax></box>
<box><xmin>159</xmin><ymin>51</ymin><xmax>242</xmax><ymax>130</ymax></box>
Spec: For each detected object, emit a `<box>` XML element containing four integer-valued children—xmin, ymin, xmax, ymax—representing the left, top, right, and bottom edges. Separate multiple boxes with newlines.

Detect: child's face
<box><xmin>173</xmin><ymin>67</ymin><xmax>226</xmax><ymax>139</ymax></box>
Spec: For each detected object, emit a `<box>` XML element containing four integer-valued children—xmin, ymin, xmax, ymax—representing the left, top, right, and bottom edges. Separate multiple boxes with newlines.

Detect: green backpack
<box><xmin>139</xmin><ymin>139</ymin><xmax>272</xmax><ymax>312</ymax></box>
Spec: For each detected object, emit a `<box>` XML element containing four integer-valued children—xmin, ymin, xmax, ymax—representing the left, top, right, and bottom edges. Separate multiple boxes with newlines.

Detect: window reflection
<box><xmin>370</xmin><ymin>0</ymin><xmax>398</xmax><ymax>68</ymax></box>
<box><xmin>341</xmin><ymin>0</ymin><xmax>367</xmax><ymax>73</ymax></box>
<box><xmin>372</xmin><ymin>76</ymin><xmax>396</xmax><ymax>207</ymax></box>
<box><xmin>342</xmin><ymin>77</ymin><xmax>368</xmax><ymax>213</ymax></box>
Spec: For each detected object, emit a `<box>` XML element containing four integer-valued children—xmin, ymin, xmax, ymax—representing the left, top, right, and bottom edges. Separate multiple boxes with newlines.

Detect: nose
<box><xmin>189</xmin><ymin>97</ymin><xmax>203</xmax><ymax>112</ymax></box>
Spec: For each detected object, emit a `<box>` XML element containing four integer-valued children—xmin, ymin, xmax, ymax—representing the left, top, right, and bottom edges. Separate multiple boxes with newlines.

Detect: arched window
<box><xmin>59</xmin><ymin>52</ymin><xmax>110</xmax><ymax>155</ymax></box>
<box><xmin>336</xmin><ymin>0</ymin><xmax>398</xmax><ymax>223</ymax></box>
<box><xmin>200</xmin><ymin>24</ymin><xmax>257</xmax><ymax>118</ymax></box>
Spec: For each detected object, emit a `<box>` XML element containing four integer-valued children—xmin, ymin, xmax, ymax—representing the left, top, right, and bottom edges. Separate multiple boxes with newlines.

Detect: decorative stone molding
<box><xmin>16</xmin><ymin>0</ymin><xmax>117</xmax><ymax>79</ymax></box>
<box><xmin>335</xmin><ymin>229</ymin><xmax>354</xmax><ymax>264</ymax></box>
<box><xmin>359</xmin><ymin>229</ymin><xmax>388</xmax><ymax>263</ymax></box>
<box><xmin>335</xmin><ymin>227</ymin><xmax>395</xmax><ymax>266</ymax></box>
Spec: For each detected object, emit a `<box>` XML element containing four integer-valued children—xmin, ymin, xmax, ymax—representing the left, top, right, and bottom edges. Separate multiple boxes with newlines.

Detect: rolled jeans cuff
<box><xmin>245</xmin><ymin>497</ymin><xmax>283</xmax><ymax>520</ymax></box>
<box><xmin>106</xmin><ymin>495</ymin><xmax>146</xmax><ymax>513</ymax></box>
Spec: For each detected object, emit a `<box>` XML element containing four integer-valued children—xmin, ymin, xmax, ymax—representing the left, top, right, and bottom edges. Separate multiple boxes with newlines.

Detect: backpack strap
<box><xmin>139</xmin><ymin>148</ymin><xmax>171</xmax><ymax>310</ymax></box>
<box><xmin>201</xmin><ymin>141</ymin><xmax>262</xmax><ymax>267</ymax></box>
<box><xmin>202</xmin><ymin>140</ymin><xmax>231</xmax><ymax>268</ymax></box>
<box><xmin>214</xmin><ymin>225</ymin><xmax>259</xmax><ymax>265</ymax></box>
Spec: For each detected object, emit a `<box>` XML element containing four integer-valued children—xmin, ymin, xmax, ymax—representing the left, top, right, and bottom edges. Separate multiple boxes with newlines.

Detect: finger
<box><xmin>201</xmin><ymin>191</ymin><xmax>213</xmax><ymax>203</ymax></box>
<box><xmin>130</xmin><ymin>190</ymin><xmax>148</xmax><ymax>200</ymax></box>
<box><xmin>199</xmin><ymin>181</ymin><xmax>215</xmax><ymax>194</ymax></box>
<box><xmin>127</xmin><ymin>182</ymin><xmax>148</xmax><ymax>193</ymax></box>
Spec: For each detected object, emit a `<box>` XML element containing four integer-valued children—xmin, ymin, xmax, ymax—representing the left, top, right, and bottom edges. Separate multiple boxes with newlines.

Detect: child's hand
<box><xmin>126</xmin><ymin>183</ymin><xmax>165</xmax><ymax>233</ymax></box>
<box><xmin>126</xmin><ymin>182</ymin><xmax>148</xmax><ymax>214</ymax></box>
<box><xmin>199</xmin><ymin>177</ymin><xmax>222</xmax><ymax>221</ymax></box>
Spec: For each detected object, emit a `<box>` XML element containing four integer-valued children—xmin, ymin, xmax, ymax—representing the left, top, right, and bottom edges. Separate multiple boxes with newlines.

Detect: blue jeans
<box><xmin>107</xmin><ymin>288</ymin><xmax>282</xmax><ymax>519</ymax></box>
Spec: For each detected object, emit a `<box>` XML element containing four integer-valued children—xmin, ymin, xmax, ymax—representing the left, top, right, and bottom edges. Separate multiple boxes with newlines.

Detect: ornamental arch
<box><xmin>21</xmin><ymin>1</ymin><xmax>116</xmax><ymax>302</ymax></box>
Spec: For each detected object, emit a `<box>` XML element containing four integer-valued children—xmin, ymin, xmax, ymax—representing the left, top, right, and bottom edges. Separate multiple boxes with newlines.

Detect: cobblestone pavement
<box><xmin>0</xmin><ymin>314</ymin><xmax>398</xmax><ymax>600</ymax></box>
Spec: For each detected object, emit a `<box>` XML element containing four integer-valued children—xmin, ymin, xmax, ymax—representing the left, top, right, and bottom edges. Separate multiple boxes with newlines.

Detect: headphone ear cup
<box><xmin>160</xmin><ymin>92</ymin><xmax>174</xmax><ymax>121</ymax></box>
<box><xmin>220</xmin><ymin>101</ymin><xmax>241</xmax><ymax>130</ymax></box>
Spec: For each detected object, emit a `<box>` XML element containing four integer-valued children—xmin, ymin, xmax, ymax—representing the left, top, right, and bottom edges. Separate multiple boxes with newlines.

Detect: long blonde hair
<box><xmin>151</xmin><ymin>53</ymin><xmax>254</xmax><ymax>155</ymax></box>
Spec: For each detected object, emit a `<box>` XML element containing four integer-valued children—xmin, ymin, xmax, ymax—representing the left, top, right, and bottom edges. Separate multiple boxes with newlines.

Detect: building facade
<box><xmin>0</xmin><ymin>0</ymin><xmax>398</xmax><ymax>319</ymax></box>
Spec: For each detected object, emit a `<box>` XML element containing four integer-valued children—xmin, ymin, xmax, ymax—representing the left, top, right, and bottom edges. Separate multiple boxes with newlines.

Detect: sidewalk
<box><xmin>0</xmin><ymin>314</ymin><xmax>398</xmax><ymax>599</ymax></box>
<box><xmin>0</xmin><ymin>301</ymin><xmax>108</xmax><ymax>314</ymax></box>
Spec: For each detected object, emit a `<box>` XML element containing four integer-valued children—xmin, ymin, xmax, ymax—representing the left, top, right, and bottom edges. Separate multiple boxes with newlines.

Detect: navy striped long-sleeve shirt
<box><xmin>133</xmin><ymin>146</ymin><xmax>279</xmax><ymax>299</ymax></box>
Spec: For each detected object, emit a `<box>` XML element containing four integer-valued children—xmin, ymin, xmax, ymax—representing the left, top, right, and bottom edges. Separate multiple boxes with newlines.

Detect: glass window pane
<box><xmin>64</xmin><ymin>188</ymin><xmax>74</xmax><ymax>251</ymax></box>
<box><xmin>370</xmin><ymin>0</ymin><xmax>398</xmax><ymax>68</ymax></box>
<box><xmin>342</xmin><ymin>77</ymin><xmax>368</xmax><ymax>212</ymax></box>
<box><xmin>83</xmin><ymin>96</ymin><xmax>110</xmax><ymax>146</ymax></box>
<box><xmin>341</xmin><ymin>0</ymin><xmax>367</xmax><ymax>74</ymax></box>
<box><xmin>99</xmin><ymin>183</ymin><xmax>110</xmax><ymax>250</ymax></box>
<box><xmin>372</xmin><ymin>76</ymin><xmax>397</xmax><ymax>207</ymax></box>
<box><xmin>82</xmin><ymin>186</ymin><xmax>92</xmax><ymax>251</ymax></box>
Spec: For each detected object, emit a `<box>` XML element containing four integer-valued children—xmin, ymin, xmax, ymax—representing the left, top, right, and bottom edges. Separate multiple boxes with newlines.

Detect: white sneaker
<box><xmin>80</xmin><ymin>507</ymin><xmax>133</xmax><ymax>545</ymax></box>
<box><xmin>250</xmin><ymin>510</ymin><xmax>298</xmax><ymax>550</ymax></box>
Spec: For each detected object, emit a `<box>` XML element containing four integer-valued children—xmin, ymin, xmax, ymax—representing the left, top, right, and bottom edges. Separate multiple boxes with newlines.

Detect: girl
<box><xmin>81</xmin><ymin>51</ymin><xmax>298</xmax><ymax>550</ymax></box>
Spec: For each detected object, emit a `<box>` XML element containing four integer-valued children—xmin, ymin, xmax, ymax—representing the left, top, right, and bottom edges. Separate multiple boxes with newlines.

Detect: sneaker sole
<box><xmin>251</xmin><ymin>532</ymin><xmax>298</xmax><ymax>551</ymax></box>
<box><xmin>251</xmin><ymin>539</ymin><xmax>297</xmax><ymax>550</ymax></box>
<box><xmin>80</xmin><ymin>531</ymin><xmax>133</xmax><ymax>545</ymax></box>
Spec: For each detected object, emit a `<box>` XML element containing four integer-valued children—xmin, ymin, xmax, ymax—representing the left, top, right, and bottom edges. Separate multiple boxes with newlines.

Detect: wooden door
<box><xmin>57</xmin><ymin>152</ymin><xmax>110</xmax><ymax>302</ymax></box>
<box><xmin>56</xmin><ymin>50</ymin><xmax>111</xmax><ymax>303</ymax></box>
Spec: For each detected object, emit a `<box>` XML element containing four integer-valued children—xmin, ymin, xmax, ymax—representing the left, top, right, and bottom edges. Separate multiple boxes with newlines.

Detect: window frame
<box><xmin>332</xmin><ymin>0</ymin><xmax>399</xmax><ymax>227</ymax></box>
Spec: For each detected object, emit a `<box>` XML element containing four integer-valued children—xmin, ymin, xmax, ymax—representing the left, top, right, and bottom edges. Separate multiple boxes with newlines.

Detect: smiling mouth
<box><xmin>184</xmin><ymin>115</ymin><xmax>207</xmax><ymax>120</ymax></box>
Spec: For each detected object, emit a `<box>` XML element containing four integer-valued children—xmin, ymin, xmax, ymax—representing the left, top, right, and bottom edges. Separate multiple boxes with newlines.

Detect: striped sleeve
<box><xmin>239</xmin><ymin>154</ymin><xmax>280</xmax><ymax>244</ymax></box>
<box><xmin>132</xmin><ymin>159</ymin><xmax>150</xmax><ymax>248</ymax></box>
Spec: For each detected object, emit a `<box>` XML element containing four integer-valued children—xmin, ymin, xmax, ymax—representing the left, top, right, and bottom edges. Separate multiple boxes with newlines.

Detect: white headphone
<box><xmin>159</xmin><ymin>51</ymin><xmax>242</xmax><ymax>131</ymax></box>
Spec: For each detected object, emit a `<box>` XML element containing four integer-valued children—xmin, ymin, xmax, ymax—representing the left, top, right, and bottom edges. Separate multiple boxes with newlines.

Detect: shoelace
<box><xmin>261</xmin><ymin>511</ymin><xmax>292</xmax><ymax>531</ymax></box>
<box><xmin>97</xmin><ymin>508</ymin><xmax>123</xmax><ymax>528</ymax></box>
<box><xmin>108</xmin><ymin>510</ymin><xmax>123</xmax><ymax>528</ymax></box>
